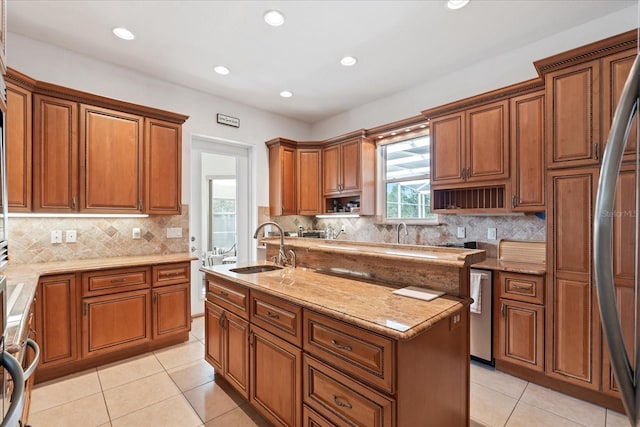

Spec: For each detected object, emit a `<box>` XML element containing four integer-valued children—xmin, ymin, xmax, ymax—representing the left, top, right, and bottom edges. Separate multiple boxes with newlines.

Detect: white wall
<box><xmin>7</xmin><ymin>32</ymin><xmax>312</xmax><ymax>208</ymax></box>
<box><xmin>311</xmin><ymin>5</ymin><xmax>638</xmax><ymax>140</ymax></box>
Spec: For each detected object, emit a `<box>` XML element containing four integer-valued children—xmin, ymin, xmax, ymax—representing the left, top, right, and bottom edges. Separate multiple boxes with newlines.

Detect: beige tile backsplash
<box><xmin>9</xmin><ymin>206</ymin><xmax>190</xmax><ymax>264</ymax></box>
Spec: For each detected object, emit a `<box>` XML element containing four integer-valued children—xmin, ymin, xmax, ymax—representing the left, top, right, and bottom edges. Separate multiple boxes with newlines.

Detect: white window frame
<box><xmin>375</xmin><ymin>130</ymin><xmax>439</xmax><ymax>225</ymax></box>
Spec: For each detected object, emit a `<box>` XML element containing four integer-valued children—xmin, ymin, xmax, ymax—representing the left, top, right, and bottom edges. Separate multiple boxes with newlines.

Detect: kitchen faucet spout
<box><xmin>253</xmin><ymin>221</ymin><xmax>288</xmax><ymax>266</ymax></box>
<box><xmin>397</xmin><ymin>222</ymin><xmax>408</xmax><ymax>244</ymax></box>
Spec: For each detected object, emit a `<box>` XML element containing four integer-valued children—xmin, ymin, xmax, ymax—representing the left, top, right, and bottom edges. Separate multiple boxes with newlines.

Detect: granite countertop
<box><xmin>261</xmin><ymin>237</ymin><xmax>486</xmax><ymax>267</ymax></box>
<box><xmin>472</xmin><ymin>257</ymin><xmax>546</xmax><ymax>275</ymax></box>
<box><xmin>3</xmin><ymin>253</ymin><xmax>195</xmax><ymax>355</ymax></box>
<box><xmin>202</xmin><ymin>262</ymin><xmax>470</xmax><ymax>341</ymax></box>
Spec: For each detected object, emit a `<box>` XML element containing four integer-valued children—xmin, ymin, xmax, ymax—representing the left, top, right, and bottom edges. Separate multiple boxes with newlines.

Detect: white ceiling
<box><xmin>7</xmin><ymin>0</ymin><xmax>636</xmax><ymax>124</ymax></box>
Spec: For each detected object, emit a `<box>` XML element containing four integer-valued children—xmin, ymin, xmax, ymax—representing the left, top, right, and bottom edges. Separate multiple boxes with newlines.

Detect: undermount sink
<box><xmin>229</xmin><ymin>265</ymin><xmax>283</xmax><ymax>274</ymax></box>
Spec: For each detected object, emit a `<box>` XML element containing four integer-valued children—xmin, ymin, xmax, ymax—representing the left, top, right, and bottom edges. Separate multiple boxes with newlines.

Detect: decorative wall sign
<box><xmin>217</xmin><ymin>113</ymin><xmax>240</xmax><ymax>128</ymax></box>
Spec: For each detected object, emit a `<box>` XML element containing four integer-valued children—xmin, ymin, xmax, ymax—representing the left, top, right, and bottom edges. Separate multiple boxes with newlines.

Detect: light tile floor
<box><xmin>28</xmin><ymin>317</ymin><xmax>629</xmax><ymax>427</ymax></box>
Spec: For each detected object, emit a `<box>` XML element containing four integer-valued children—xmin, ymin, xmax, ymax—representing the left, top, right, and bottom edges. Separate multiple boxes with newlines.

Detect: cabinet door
<box><xmin>269</xmin><ymin>144</ymin><xmax>296</xmax><ymax>216</ymax></box>
<box><xmin>497</xmin><ymin>299</ymin><xmax>544</xmax><ymax>372</ymax></box>
<box><xmin>250</xmin><ymin>325</ymin><xmax>301</xmax><ymax>427</ymax></box>
<box><xmin>323</xmin><ymin>144</ymin><xmax>341</xmax><ymax>195</ymax></box>
<box><xmin>546</xmin><ymin>60</ymin><xmax>601</xmax><ymax>169</ymax></box>
<box><xmin>466</xmin><ymin>100</ymin><xmax>509</xmax><ymax>182</ymax></box>
<box><xmin>79</xmin><ymin>104</ymin><xmax>143</xmax><ymax>213</ymax></box>
<box><xmin>224</xmin><ymin>310</ymin><xmax>249</xmax><ymax>398</ymax></box>
<box><xmin>37</xmin><ymin>274</ymin><xmax>79</xmax><ymax>367</ymax></box>
<box><xmin>205</xmin><ymin>300</ymin><xmax>224</xmax><ymax>372</ymax></box>
<box><xmin>430</xmin><ymin>112</ymin><xmax>465</xmax><ymax>184</ymax></box>
<box><xmin>602</xmin><ymin>166</ymin><xmax>636</xmax><ymax>396</ymax></box>
<box><xmin>340</xmin><ymin>139</ymin><xmax>361</xmax><ymax>192</ymax></box>
<box><xmin>144</xmin><ymin>118</ymin><xmax>182</xmax><ymax>214</ymax></box>
<box><xmin>510</xmin><ymin>91</ymin><xmax>545</xmax><ymax>211</ymax></box>
<box><xmin>152</xmin><ymin>283</ymin><xmax>190</xmax><ymax>339</ymax></box>
<box><xmin>297</xmin><ymin>148</ymin><xmax>322</xmax><ymax>215</ymax></box>
<box><xmin>547</xmin><ymin>169</ymin><xmax>600</xmax><ymax>389</ymax></box>
<box><xmin>82</xmin><ymin>289</ymin><xmax>151</xmax><ymax>358</ymax></box>
<box><xmin>33</xmin><ymin>95</ymin><xmax>79</xmax><ymax>212</ymax></box>
<box><xmin>602</xmin><ymin>49</ymin><xmax>637</xmax><ymax>163</ymax></box>
<box><xmin>5</xmin><ymin>81</ymin><xmax>32</xmax><ymax>212</ymax></box>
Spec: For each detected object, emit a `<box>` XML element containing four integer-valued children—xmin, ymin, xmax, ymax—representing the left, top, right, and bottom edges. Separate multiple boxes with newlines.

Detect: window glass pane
<box><xmin>385</xmin><ymin>179</ymin><xmax>435</xmax><ymax>220</ymax></box>
<box><xmin>384</xmin><ymin>135</ymin><xmax>430</xmax><ymax>180</ymax></box>
<box><xmin>210</xmin><ymin>178</ymin><xmax>237</xmax><ymax>252</ymax></box>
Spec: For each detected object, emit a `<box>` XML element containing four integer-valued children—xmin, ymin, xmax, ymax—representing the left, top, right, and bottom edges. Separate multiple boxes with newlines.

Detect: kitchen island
<box><xmin>202</xmin><ymin>240</ymin><xmax>484</xmax><ymax>427</ymax></box>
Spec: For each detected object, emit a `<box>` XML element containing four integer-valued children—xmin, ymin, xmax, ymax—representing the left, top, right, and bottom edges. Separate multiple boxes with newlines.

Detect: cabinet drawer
<box><xmin>499</xmin><ymin>272</ymin><xmax>544</xmax><ymax>304</ymax></box>
<box><xmin>251</xmin><ymin>291</ymin><xmax>302</xmax><ymax>346</ymax></box>
<box><xmin>207</xmin><ymin>275</ymin><xmax>249</xmax><ymax>319</ymax></box>
<box><xmin>303</xmin><ymin>355</ymin><xmax>394</xmax><ymax>427</ymax></box>
<box><xmin>304</xmin><ymin>310</ymin><xmax>395</xmax><ymax>394</ymax></box>
<box><xmin>82</xmin><ymin>267</ymin><xmax>150</xmax><ymax>297</ymax></box>
<box><xmin>153</xmin><ymin>262</ymin><xmax>190</xmax><ymax>287</ymax></box>
<box><xmin>303</xmin><ymin>404</ymin><xmax>337</xmax><ymax>427</ymax></box>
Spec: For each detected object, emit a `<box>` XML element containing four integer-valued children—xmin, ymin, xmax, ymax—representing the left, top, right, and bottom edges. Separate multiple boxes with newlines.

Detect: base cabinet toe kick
<box><xmin>204</xmin><ymin>272</ymin><xmax>470</xmax><ymax>427</ymax></box>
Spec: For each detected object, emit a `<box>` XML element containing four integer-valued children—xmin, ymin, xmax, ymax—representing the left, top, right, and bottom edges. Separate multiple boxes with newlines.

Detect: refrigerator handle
<box><xmin>594</xmin><ymin>53</ymin><xmax>640</xmax><ymax>426</ymax></box>
<box><xmin>0</xmin><ymin>351</ymin><xmax>25</xmax><ymax>427</ymax></box>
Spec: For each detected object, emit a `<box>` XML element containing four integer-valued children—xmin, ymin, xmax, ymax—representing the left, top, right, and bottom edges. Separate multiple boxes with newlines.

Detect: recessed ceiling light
<box><xmin>214</xmin><ymin>65</ymin><xmax>230</xmax><ymax>75</ymax></box>
<box><xmin>264</xmin><ymin>10</ymin><xmax>285</xmax><ymax>26</ymax></box>
<box><xmin>378</xmin><ymin>135</ymin><xmax>384</xmax><ymax>139</ymax></box>
<box><xmin>112</xmin><ymin>27</ymin><xmax>135</xmax><ymax>40</ymax></box>
<box><xmin>280</xmin><ymin>90</ymin><xmax>293</xmax><ymax>98</ymax></box>
<box><xmin>391</xmin><ymin>132</ymin><xmax>397</xmax><ymax>136</ymax></box>
<box><xmin>340</xmin><ymin>56</ymin><xmax>358</xmax><ymax>67</ymax></box>
<box><xmin>447</xmin><ymin>0</ymin><xmax>470</xmax><ymax>10</ymax></box>
<box><xmin>420</xmin><ymin>124</ymin><xmax>427</xmax><ymax>128</ymax></box>
<box><xmin>405</xmin><ymin>128</ymin><xmax>411</xmax><ymax>132</ymax></box>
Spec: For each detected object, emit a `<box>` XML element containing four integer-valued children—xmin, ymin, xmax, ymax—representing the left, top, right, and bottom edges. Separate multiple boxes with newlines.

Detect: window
<box><xmin>379</xmin><ymin>133</ymin><xmax>437</xmax><ymax>223</ymax></box>
<box><xmin>208</xmin><ymin>178</ymin><xmax>237</xmax><ymax>252</ymax></box>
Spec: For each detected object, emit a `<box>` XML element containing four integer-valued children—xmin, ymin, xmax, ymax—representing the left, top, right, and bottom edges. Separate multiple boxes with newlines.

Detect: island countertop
<box><xmin>201</xmin><ymin>262</ymin><xmax>470</xmax><ymax>341</ymax></box>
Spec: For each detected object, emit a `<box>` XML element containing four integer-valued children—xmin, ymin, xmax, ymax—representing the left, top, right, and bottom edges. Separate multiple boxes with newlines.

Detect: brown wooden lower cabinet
<box><xmin>250</xmin><ymin>325</ymin><xmax>301</xmax><ymax>427</ymax></box>
<box><xmin>497</xmin><ymin>299</ymin><xmax>544</xmax><ymax>372</ymax></box>
<box><xmin>152</xmin><ymin>283</ymin><xmax>190</xmax><ymax>339</ymax></box>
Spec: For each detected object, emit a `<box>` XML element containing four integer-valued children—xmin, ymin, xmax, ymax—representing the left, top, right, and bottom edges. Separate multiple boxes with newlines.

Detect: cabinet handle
<box><xmin>249</xmin><ymin>331</ymin><xmax>254</xmax><ymax>347</ymax></box>
<box><xmin>511</xmin><ymin>195</ymin><xmax>517</xmax><ymax>209</ymax></box>
<box><xmin>266</xmin><ymin>311</ymin><xmax>280</xmax><ymax>319</ymax></box>
<box><xmin>512</xmin><ymin>285</ymin><xmax>530</xmax><ymax>291</ymax></box>
<box><xmin>153</xmin><ymin>292</ymin><xmax>158</xmax><ymax>304</ymax></box>
<box><xmin>219</xmin><ymin>290</ymin><xmax>229</xmax><ymax>298</ymax></box>
<box><xmin>332</xmin><ymin>395</ymin><xmax>352</xmax><ymax>409</ymax></box>
<box><xmin>331</xmin><ymin>339</ymin><xmax>352</xmax><ymax>351</ymax></box>
<box><xmin>219</xmin><ymin>312</ymin><xmax>226</xmax><ymax>329</ymax></box>
<box><xmin>111</xmin><ymin>278</ymin><xmax>127</xmax><ymax>284</ymax></box>
<box><xmin>500</xmin><ymin>303</ymin><xmax>505</xmax><ymax>317</ymax></box>
<box><xmin>71</xmin><ymin>197</ymin><xmax>76</xmax><ymax>210</ymax></box>
<box><xmin>83</xmin><ymin>302</ymin><xmax>88</xmax><ymax>316</ymax></box>
<box><xmin>138</xmin><ymin>199</ymin><xmax>143</xmax><ymax>210</ymax></box>
<box><xmin>461</xmin><ymin>168</ymin><xmax>467</xmax><ymax>181</ymax></box>
<box><xmin>594</xmin><ymin>143</ymin><xmax>599</xmax><ymax>160</ymax></box>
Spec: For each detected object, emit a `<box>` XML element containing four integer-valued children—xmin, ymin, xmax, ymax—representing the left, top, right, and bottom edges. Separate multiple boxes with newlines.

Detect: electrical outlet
<box><xmin>488</xmin><ymin>227</ymin><xmax>497</xmax><ymax>240</ymax></box>
<box><xmin>167</xmin><ymin>227</ymin><xmax>183</xmax><ymax>238</ymax></box>
<box><xmin>132</xmin><ymin>228</ymin><xmax>141</xmax><ymax>239</ymax></box>
<box><xmin>457</xmin><ymin>226</ymin><xmax>465</xmax><ymax>239</ymax></box>
<box><xmin>340</xmin><ymin>224</ymin><xmax>346</xmax><ymax>232</ymax></box>
<box><xmin>65</xmin><ymin>230</ymin><xmax>77</xmax><ymax>243</ymax></box>
<box><xmin>50</xmin><ymin>230</ymin><xmax>62</xmax><ymax>244</ymax></box>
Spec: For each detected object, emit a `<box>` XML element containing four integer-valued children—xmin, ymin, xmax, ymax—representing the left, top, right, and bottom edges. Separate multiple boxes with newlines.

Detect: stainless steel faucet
<box><xmin>253</xmin><ymin>221</ymin><xmax>288</xmax><ymax>266</ymax></box>
<box><xmin>397</xmin><ymin>222</ymin><xmax>408</xmax><ymax>244</ymax></box>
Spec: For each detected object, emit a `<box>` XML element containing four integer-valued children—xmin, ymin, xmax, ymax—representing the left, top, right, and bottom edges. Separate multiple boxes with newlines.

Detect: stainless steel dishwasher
<box><xmin>470</xmin><ymin>268</ymin><xmax>493</xmax><ymax>365</ymax></box>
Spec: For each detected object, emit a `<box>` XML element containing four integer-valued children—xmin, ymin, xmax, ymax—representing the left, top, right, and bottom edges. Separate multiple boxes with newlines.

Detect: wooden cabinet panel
<box><xmin>467</xmin><ymin>100</ymin><xmax>509</xmax><ymax>182</ymax></box>
<box><xmin>510</xmin><ymin>91</ymin><xmax>545</xmax><ymax>211</ymax></box>
<box><xmin>79</xmin><ymin>104</ymin><xmax>143</xmax><ymax>213</ymax></box>
<box><xmin>144</xmin><ymin>118</ymin><xmax>182</xmax><ymax>214</ymax></box>
<box><xmin>303</xmin><ymin>405</ymin><xmax>336</xmax><ymax>427</ymax></box>
<box><xmin>269</xmin><ymin>143</ymin><xmax>297</xmax><ymax>216</ymax></box>
<box><xmin>152</xmin><ymin>262</ymin><xmax>190</xmax><ymax>287</ymax></box>
<box><xmin>207</xmin><ymin>276</ymin><xmax>249</xmax><ymax>318</ymax></box>
<box><xmin>37</xmin><ymin>274</ymin><xmax>78</xmax><ymax>367</ymax></box>
<box><xmin>225</xmin><ymin>310</ymin><xmax>250</xmax><ymax>398</ymax></box>
<box><xmin>303</xmin><ymin>355</ymin><xmax>394</xmax><ymax>427</ymax></box>
<box><xmin>33</xmin><ymin>94</ymin><xmax>79</xmax><ymax>212</ymax></box>
<box><xmin>250</xmin><ymin>325</ymin><xmax>301</xmax><ymax>427</ymax></box>
<box><xmin>82</xmin><ymin>266</ymin><xmax>150</xmax><ymax>297</ymax></box>
<box><xmin>499</xmin><ymin>272</ymin><xmax>544</xmax><ymax>305</ymax></box>
<box><xmin>153</xmin><ymin>283</ymin><xmax>190</xmax><ymax>339</ymax></box>
<box><xmin>602</xmin><ymin>49</ymin><xmax>637</xmax><ymax>163</ymax></box>
<box><xmin>497</xmin><ymin>299</ymin><xmax>544</xmax><ymax>372</ymax></box>
<box><xmin>546</xmin><ymin>60</ymin><xmax>601</xmax><ymax>168</ymax></box>
<box><xmin>430</xmin><ymin>112</ymin><xmax>465</xmax><ymax>184</ymax></box>
<box><xmin>205</xmin><ymin>300</ymin><xmax>224</xmax><ymax>371</ymax></box>
<box><xmin>297</xmin><ymin>148</ymin><xmax>322</xmax><ymax>215</ymax></box>
<box><xmin>322</xmin><ymin>145</ymin><xmax>341</xmax><ymax>195</ymax></box>
<box><xmin>251</xmin><ymin>291</ymin><xmax>302</xmax><ymax>346</ymax></box>
<box><xmin>82</xmin><ymin>289</ymin><xmax>151</xmax><ymax>357</ymax></box>
<box><xmin>340</xmin><ymin>139</ymin><xmax>361</xmax><ymax>192</ymax></box>
<box><xmin>602</xmin><ymin>285</ymin><xmax>635</xmax><ymax>396</ymax></box>
<box><xmin>5</xmin><ymin>81</ymin><xmax>32</xmax><ymax>211</ymax></box>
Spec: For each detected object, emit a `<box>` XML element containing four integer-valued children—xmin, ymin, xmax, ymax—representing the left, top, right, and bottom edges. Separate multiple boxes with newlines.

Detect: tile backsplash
<box><xmin>9</xmin><ymin>206</ymin><xmax>190</xmax><ymax>264</ymax></box>
<box><xmin>268</xmin><ymin>209</ymin><xmax>546</xmax><ymax>259</ymax></box>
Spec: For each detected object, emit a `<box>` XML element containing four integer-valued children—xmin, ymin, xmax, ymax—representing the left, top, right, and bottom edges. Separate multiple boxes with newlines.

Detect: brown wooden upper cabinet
<box><xmin>80</xmin><ymin>104</ymin><xmax>144</xmax><ymax>213</ymax></box>
<box><xmin>33</xmin><ymin>94</ymin><xmax>79</xmax><ymax>212</ymax></box>
<box><xmin>545</xmin><ymin>60</ymin><xmax>601</xmax><ymax>169</ymax></box>
<box><xmin>602</xmin><ymin>48</ymin><xmax>637</xmax><ymax>163</ymax></box>
<box><xmin>5</xmin><ymin>79</ymin><xmax>33</xmax><ymax>211</ymax></box>
<box><xmin>323</xmin><ymin>138</ymin><xmax>362</xmax><ymax>195</ymax></box>
<box><xmin>268</xmin><ymin>140</ymin><xmax>297</xmax><ymax>216</ymax></box>
<box><xmin>144</xmin><ymin>118</ymin><xmax>182</xmax><ymax>215</ymax></box>
<box><xmin>296</xmin><ymin>148</ymin><xmax>322</xmax><ymax>215</ymax></box>
<box><xmin>510</xmin><ymin>91</ymin><xmax>545</xmax><ymax>211</ymax></box>
<box><xmin>431</xmin><ymin>99</ymin><xmax>509</xmax><ymax>185</ymax></box>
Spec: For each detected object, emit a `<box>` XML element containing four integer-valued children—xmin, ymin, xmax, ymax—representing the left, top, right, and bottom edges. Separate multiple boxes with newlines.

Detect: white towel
<box><xmin>470</xmin><ymin>272</ymin><xmax>483</xmax><ymax>314</ymax></box>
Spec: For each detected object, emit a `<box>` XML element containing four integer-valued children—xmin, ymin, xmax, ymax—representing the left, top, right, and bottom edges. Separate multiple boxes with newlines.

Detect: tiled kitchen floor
<box><xmin>29</xmin><ymin>317</ymin><xmax>628</xmax><ymax>427</ymax></box>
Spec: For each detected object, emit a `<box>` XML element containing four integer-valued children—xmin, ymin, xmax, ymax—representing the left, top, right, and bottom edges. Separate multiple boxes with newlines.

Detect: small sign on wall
<box><xmin>217</xmin><ymin>113</ymin><xmax>240</xmax><ymax>128</ymax></box>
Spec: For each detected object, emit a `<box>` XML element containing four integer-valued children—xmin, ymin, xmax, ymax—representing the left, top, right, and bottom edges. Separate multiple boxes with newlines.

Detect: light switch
<box><xmin>457</xmin><ymin>226</ymin><xmax>465</xmax><ymax>239</ymax></box>
<box><xmin>132</xmin><ymin>228</ymin><xmax>141</xmax><ymax>239</ymax></box>
<box><xmin>488</xmin><ymin>228</ymin><xmax>497</xmax><ymax>240</ymax></box>
<box><xmin>50</xmin><ymin>230</ymin><xmax>62</xmax><ymax>244</ymax></box>
<box><xmin>167</xmin><ymin>227</ymin><xmax>183</xmax><ymax>239</ymax></box>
